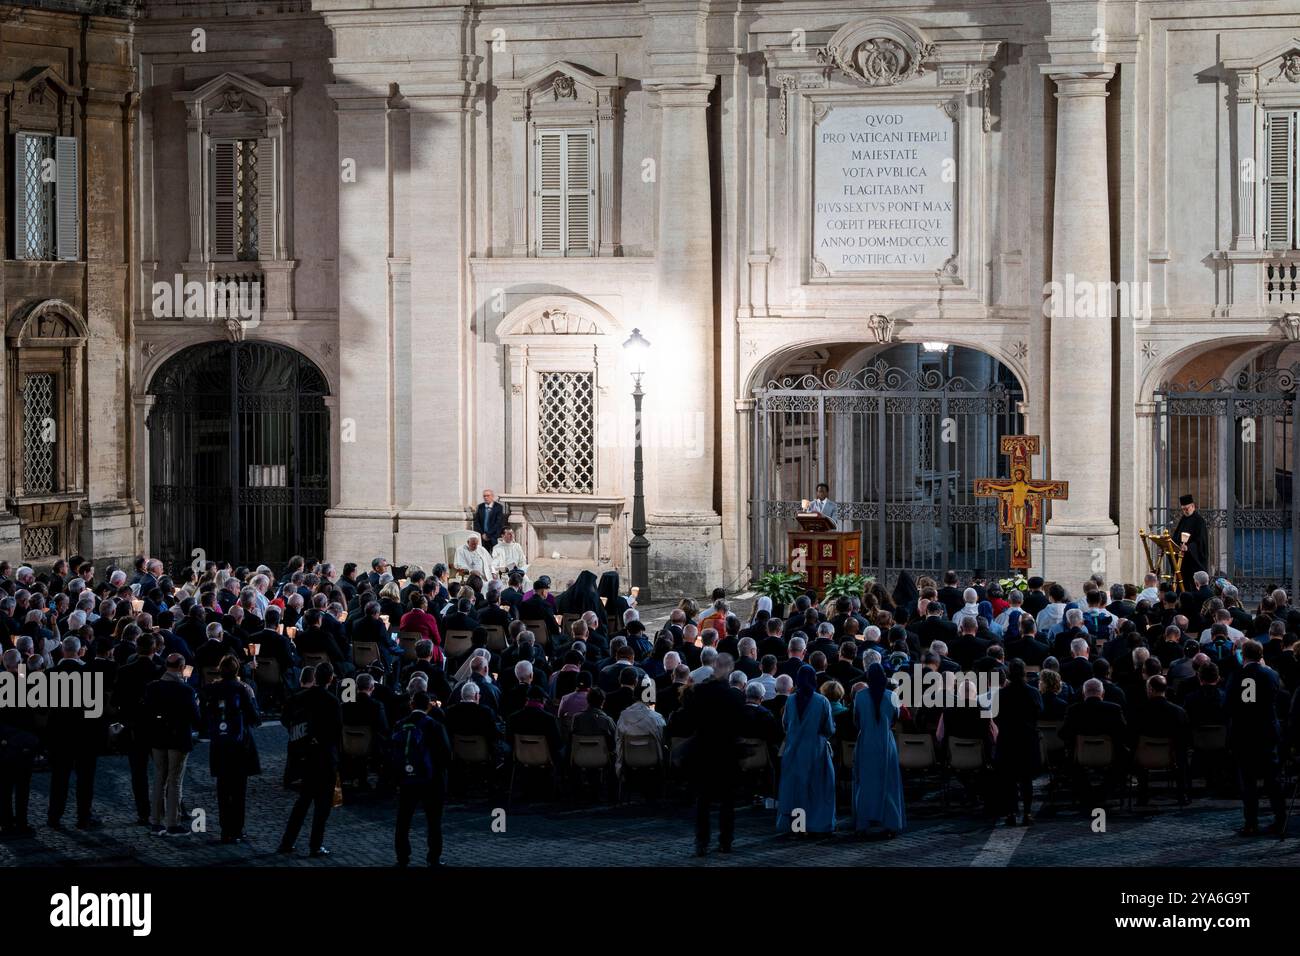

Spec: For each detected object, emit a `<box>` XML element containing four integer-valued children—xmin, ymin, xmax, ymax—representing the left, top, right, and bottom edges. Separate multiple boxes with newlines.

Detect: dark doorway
<box><xmin>148</xmin><ymin>341</ymin><xmax>330</xmax><ymax>572</ymax></box>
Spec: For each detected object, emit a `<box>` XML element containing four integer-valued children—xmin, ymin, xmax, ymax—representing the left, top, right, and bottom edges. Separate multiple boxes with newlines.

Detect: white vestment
<box><xmin>492</xmin><ymin>540</ymin><xmax>531</xmax><ymax>590</ymax></box>
<box><xmin>454</xmin><ymin>544</ymin><xmax>496</xmax><ymax>580</ymax></box>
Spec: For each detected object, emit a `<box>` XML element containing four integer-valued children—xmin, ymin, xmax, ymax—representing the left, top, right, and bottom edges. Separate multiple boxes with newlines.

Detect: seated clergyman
<box><xmin>453</xmin><ymin>533</ymin><xmax>495</xmax><ymax>581</ymax></box>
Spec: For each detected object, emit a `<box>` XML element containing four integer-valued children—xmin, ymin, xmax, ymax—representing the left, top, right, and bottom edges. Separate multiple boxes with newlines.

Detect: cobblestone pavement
<box><xmin>4</xmin><ymin>723</ymin><xmax>1299</xmax><ymax>868</ymax></box>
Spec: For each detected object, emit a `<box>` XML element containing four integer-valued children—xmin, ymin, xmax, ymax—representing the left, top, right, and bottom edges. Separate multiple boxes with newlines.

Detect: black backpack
<box><xmin>393</xmin><ymin>715</ymin><xmax>434</xmax><ymax>785</ymax></box>
<box><xmin>210</xmin><ymin>685</ymin><xmax>246</xmax><ymax>747</ymax></box>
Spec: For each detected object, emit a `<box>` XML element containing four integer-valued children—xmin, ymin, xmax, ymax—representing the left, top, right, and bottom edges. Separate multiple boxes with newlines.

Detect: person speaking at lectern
<box><xmin>805</xmin><ymin>483</ymin><xmax>837</xmax><ymax>528</ymax></box>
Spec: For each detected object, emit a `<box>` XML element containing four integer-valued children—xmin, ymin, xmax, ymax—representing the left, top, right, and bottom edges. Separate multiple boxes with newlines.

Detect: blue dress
<box><xmin>852</xmin><ymin>689</ymin><xmax>906</xmax><ymax>833</ymax></box>
<box><xmin>777</xmin><ymin>693</ymin><xmax>837</xmax><ymax>833</ymax></box>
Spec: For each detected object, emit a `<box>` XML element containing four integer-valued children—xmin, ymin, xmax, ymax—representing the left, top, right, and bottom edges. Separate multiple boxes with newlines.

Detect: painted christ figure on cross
<box><xmin>973</xmin><ymin>435</ymin><xmax>1068</xmax><ymax>570</ymax></box>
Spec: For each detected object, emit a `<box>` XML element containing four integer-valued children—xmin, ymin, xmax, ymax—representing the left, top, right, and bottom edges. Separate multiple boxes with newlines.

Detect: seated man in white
<box><xmin>453</xmin><ymin>533</ymin><xmax>496</xmax><ymax>581</ymax></box>
<box><xmin>492</xmin><ymin>528</ymin><xmax>531</xmax><ymax>591</ymax></box>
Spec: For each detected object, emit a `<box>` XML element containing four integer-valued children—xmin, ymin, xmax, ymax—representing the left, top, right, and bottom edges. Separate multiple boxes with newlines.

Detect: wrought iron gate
<box><xmin>148</xmin><ymin>341</ymin><xmax>330</xmax><ymax>572</ymax></box>
<box><xmin>1151</xmin><ymin>364</ymin><xmax>1299</xmax><ymax>600</ymax></box>
<box><xmin>752</xmin><ymin>359</ymin><xmax>1024</xmax><ymax>583</ymax></box>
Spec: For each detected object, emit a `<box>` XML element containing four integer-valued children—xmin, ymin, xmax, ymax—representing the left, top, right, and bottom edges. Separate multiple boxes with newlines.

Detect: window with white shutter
<box><xmin>533</xmin><ymin>127</ymin><xmax>595</xmax><ymax>257</ymax></box>
<box><xmin>13</xmin><ymin>132</ymin><xmax>76</xmax><ymax>261</ymax></box>
<box><xmin>210</xmin><ymin>138</ymin><xmax>261</xmax><ymax>261</ymax></box>
<box><xmin>1265</xmin><ymin>110</ymin><xmax>1298</xmax><ymax>251</ymax></box>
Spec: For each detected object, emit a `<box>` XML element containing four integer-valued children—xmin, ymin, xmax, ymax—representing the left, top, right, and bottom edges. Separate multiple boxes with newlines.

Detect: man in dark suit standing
<box><xmin>473</xmin><ymin>489</ymin><xmax>506</xmax><ymax>553</ymax></box>
<box><xmin>1225</xmin><ymin>641</ymin><xmax>1287</xmax><ymax>835</ymax></box>
<box><xmin>46</xmin><ymin>636</ymin><xmax>104</xmax><ymax>830</ymax></box>
<box><xmin>683</xmin><ymin>653</ymin><xmax>746</xmax><ymax>856</ymax></box>
<box><xmin>1021</xmin><ymin>577</ymin><xmax>1049</xmax><ymax>617</ymax></box>
<box><xmin>278</xmin><ymin>662</ymin><xmax>344</xmax><ymax>857</ymax></box>
<box><xmin>914</xmin><ymin>601</ymin><xmax>958</xmax><ymax>651</ymax></box>
<box><xmin>392</xmin><ymin>691</ymin><xmax>452</xmax><ymax>867</ymax></box>
<box><xmin>937</xmin><ymin>571</ymin><xmax>965</xmax><ymax>620</ymax></box>
<box><xmin>949</xmin><ymin>617</ymin><xmax>991</xmax><ymax>671</ymax></box>
<box><xmin>1060</xmin><ymin>678</ymin><xmax>1128</xmax><ymax>808</ymax></box>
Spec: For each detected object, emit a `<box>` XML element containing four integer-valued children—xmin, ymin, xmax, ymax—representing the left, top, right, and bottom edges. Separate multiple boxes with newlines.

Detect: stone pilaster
<box><xmin>1040</xmin><ymin>66</ymin><xmax>1120</xmax><ymax>587</ymax></box>
<box><xmin>322</xmin><ymin>87</ymin><xmax>396</xmax><ymax>562</ymax></box>
<box><xmin>394</xmin><ymin>84</ymin><xmax>480</xmax><ymax>568</ymax></box>
<box><xmin>642</xmin><ymin>78</ymin><xmax>723</xmax><ymax>595</ymax></box>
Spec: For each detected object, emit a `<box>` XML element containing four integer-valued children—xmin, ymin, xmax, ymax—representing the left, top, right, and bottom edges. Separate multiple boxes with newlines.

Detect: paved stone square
<box><xmin>4</xmin><ymin>722</ymin><xmax>1298</xmax><ymax>869</ymax></box>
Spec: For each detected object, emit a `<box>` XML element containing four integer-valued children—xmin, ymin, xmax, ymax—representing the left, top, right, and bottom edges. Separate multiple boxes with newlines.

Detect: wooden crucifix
<box><xmin>973</xmin><ymin>435</ymin><xmax>1068</xmax><ymax>570</ymax></box>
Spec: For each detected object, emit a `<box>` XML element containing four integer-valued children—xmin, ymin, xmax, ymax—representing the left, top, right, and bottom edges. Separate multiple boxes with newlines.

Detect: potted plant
<box><xmin>822</xmin><ymin>572</ymin><xmax>874</xmax><ymax>609</ymax></box>
<box><xmin>750</xmin><ymin>570</ymin><xmax>804</xmax><ymax>619</ymax></box>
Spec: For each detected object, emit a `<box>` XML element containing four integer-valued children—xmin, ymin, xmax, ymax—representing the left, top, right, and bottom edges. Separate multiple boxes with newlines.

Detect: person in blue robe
<box><xmin>852</xmin><ymin>662</ymin><xmax>906</xmax><ymax>837</ymax></box>
<box><xmin>777</xmin><ymin>664</ymin><xmax>837</xmax><ymax>834</ymax></box>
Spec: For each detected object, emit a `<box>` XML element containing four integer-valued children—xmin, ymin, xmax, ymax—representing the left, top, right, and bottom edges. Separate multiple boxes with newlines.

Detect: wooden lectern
<box><xmin>789</xmin><ymin>513</ymin><xmax>862</xmax><ymax>595</ymax></box>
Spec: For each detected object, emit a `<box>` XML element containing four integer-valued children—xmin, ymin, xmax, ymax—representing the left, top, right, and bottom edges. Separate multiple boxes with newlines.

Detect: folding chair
<box><xmin>617</xmin><ymin>733</ymin><xmax>663</xmax><ymax>803</ymax></box>
<box><xmin>341</xmin><ymin>725</ymin><xmax>375</xmax><ymax>788</ymax></box>
<box><xmin>570</xmin><ymin>734</ymin><xmax>613</xmax><ymax>801</ymax></box>
<box><xmin>483</xmin><ymin>625</ymin><xmax>508</xmax><ymax>654</ymax></box>
<box><xmin>352</xmin><ymin>641</ymin><xmax>382</xmax><ymax>670</ymax></box>
<box><xmin>738</xmin><ymin>737</ymin><xmax>775</xmax><ymax>804</ymax></box>
<box><xmin>1132</xmin><ymin>735</ymin><xmax>1182</xmax><ymax>806</ymax></box>
<box><xmin>943</xmin><ymin>736</ymin><xmax>987</xmax><ymax>809</ymax></box>
<box><xmin>522</xmin><ymin>620</ymin><xmax>550</xmax><ymax>649</ymax></box>
<box><xmin>1037</xmin><ymin>719</ymin><xmax>1067</xmax><ymax>808</ymax></box>
<box><xmin>452</xmin><ymin>734</ymin><xmax>494</xmax><ymax>799</ymax></box>
<box><xmin>302</xmin><ymin>651</ymin><xmax>329</xmax><ymax>669</ymax></box>
<box><xmin>444</xmin><ymin>629</ymin><xmax>475</xmax><ymax>662</ymax></box>
<box><xmin>508</xmin><ymin>734</ymin><xmax>555</xmax><ymax>807</ymax></box>
<box><xmin>1191</xmin><ymin>724</ymin><xmax>1229</xmax><ymax>793</ymax></box>
<box><xmin>254</xmin><ymin>657</ymin><xmax>284</xmax><ymax>713</ymax></box>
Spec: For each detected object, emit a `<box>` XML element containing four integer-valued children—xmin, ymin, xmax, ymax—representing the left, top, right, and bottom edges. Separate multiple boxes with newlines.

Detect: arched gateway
<box><xmin>147</xmin><ymin>341</ymin><xmax>330</xmax><ymax>570</ymax></box>
<box><xmin>752</xmin><ymin>344</ymin><xmax>1026</xmax><ymax>583</ymax></box>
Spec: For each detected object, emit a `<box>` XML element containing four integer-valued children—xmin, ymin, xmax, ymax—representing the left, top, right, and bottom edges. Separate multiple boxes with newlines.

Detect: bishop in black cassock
<box><xmin>1173</xmin><ymin>494</ymin><xmax>1209</xmax><ymax>591</ymax></box>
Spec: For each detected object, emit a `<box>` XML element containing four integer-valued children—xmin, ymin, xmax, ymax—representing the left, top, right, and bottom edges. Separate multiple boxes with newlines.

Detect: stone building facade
<box><xmin>6</xmin><ymin>0</ymin><xmax>1300</xmax><ymax>597</ymax></box>
<box><xmin>0</xmin><ymin>1</ymin><xmax>139</xmax><ymax>567</ymax></box>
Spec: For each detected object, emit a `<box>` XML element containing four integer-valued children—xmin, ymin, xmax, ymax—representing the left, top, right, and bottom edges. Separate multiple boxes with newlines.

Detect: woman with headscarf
<box><xmin>597</xmin><ymin>570</ymin><xmax>631</xmax><ymax>627</ymax></box>
<box><xmin>556</xmin><ymin>570</ymin><xmax>603</xmax><ymax>620</ymax></box>
<box><xmin>852</xmin><ymin>662</ymin><xmax>906</xmax><ymax>837</ymax></box>
<box><xmin>776</xmin><ymin>664</ymin><xmax>837</xmax><ymax>835</ymax></box>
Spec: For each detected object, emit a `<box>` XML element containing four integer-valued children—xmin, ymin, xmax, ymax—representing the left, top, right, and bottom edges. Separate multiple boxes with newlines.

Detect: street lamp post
<box><xmin>623</xmin><ymin>328</ymin><xmax>651</xmax><ymax>602</ymax></box>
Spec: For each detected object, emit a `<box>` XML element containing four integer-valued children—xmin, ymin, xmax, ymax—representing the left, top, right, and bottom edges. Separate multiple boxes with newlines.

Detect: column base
<box><xmin>1035</xmin><ymin>528</ymin><xmax>1121</xmax><ymax>594</ymax></box>
<box><xmin>0</xmin><ymin>513</ymin><xmax>20</xmax><ymax>562</ymax></box>
<box><xmin>646</xmin><ymin>511</ymin><xmax>724</xmax><ymax>600</ymax></box>
<box><xmin>83</xmin><ymin>499</ymin><xmax>145</xmax><ymax>567</ymax></box>
<box><xmin>325</xmin><ymin>508</ymin><xmax>396</xmax><ymax>568</ymax></box>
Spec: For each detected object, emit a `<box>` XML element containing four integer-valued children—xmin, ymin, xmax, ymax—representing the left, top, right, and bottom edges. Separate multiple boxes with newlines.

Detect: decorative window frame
<box><xmin>172</xmin><ymin>72</ymin><xmax>295</xmax><ymax>321</ymax></box>
<box><xmin>1224</xmin><ymin>39</ymin><xmax>1300</xmax><ymax>254</ymax></box>
<box><xmin>4</xmin><ymin>67</ymin><xmax>81</xmax><ymax>262</ymax></box>
<box><xmin>499</xmin><ymin>61</ymin><xmax>625</xmax><ymax>258</ymax></box>
<box><xmin>496</xmin><ymin>294</ymin><xmax>625</xmax><ymax>497</ymax></box>
<box><xmin>5</xmin><ymin>299</ymin><xmax>88</xmax><ymax>557</ymax></box>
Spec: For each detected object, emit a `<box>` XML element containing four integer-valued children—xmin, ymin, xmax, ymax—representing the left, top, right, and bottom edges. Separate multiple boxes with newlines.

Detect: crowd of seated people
<box><xmin>1</xmin><ymin>554</ymin><xmax>1297</xmax><ymax>854</ymax></box>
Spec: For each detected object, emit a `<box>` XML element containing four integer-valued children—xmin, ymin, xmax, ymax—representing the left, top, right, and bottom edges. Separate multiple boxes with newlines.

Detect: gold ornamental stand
<box><xmin>1138</xmin><ymin>528</ymin><xmax>1185</xmax><ymax>584</ymax></box>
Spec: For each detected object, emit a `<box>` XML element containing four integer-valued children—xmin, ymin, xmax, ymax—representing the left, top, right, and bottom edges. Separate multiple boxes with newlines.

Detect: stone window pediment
<box><xmin>6</xmin><ymin>67</ymin><xmax>79</xmax><ymax>136</ymax></box>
